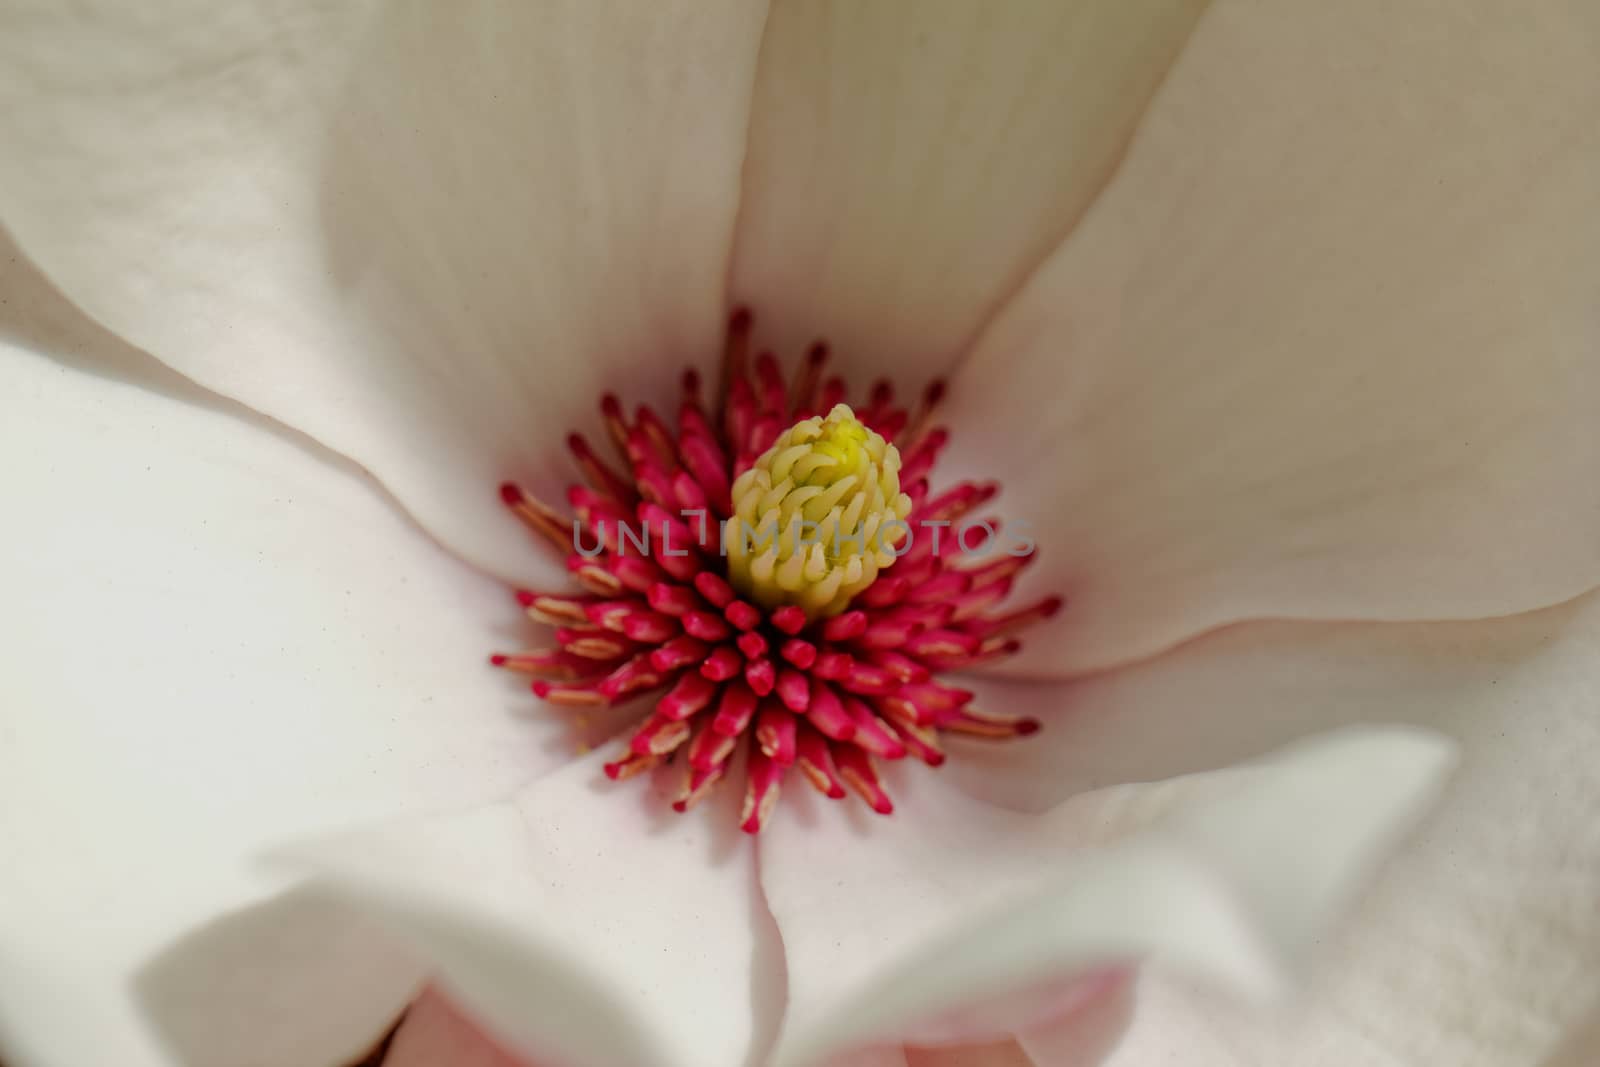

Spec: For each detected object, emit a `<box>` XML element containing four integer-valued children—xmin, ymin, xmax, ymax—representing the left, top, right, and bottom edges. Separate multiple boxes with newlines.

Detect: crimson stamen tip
<box><xmin>498</xmin><ymin>482</ymin><xmax>524</xmax><ymax>506</ymax></box>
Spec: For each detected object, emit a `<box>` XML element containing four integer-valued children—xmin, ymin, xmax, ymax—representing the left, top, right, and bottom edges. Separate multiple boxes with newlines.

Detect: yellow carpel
<box><xmin>726</xmin><ymin>404</ymin><xmax>913</xmax><ymax>618</ymax></box>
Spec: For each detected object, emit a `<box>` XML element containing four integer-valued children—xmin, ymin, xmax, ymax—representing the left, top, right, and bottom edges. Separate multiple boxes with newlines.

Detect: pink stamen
<box><xmin>699</xmin><ymin>644</ymin><xmax>743</xmax><ymax>682</ymax></box>
<box><xmin>820</xmin><ymin>610</ymin><xmax>868</xmax><ymax>642</ymax></box>
<box><xmin>659</xmin><ymin>672</ymin><xmax>718</xmax><ymax>721</ymax></box>
<box><xmin>796</xmin><ymin>722</ymin><xmax>847</xmax><ymax>800</ymax></box>
<box><xmin>756</xmin><ymin>703</ymin><xmax>798</xmax><ymax>764</ymax></box>
<box><xmin>736</xmin><ymin>630</ymin><xmax>769</xmax><ymax>660</ymax></box>
<box><xmin>779</xmin><ymin>637</ymin><xmax>817</xmax><ymax>670</ymax></box>
<box><xmin>649</xmin><ymin>635</ymin><xmax>711</xmax><ymax>673</ymax></box>
<box><xmin>745</xmin><ymin>656</ymin><xmax>777</xmax><ymax>697</ymax></box>
<box><xmin>805</xmin><ymin>682</ymin><xmax>858</xmax><ymax>743</ymax></box>
<box><xmin>832</xmin><ymin>744</ymin><xmax>894</xmax><ymax>815</ymax></box>
<box><xmin>740</xmin><ymin>747</ymin><xmax>784</xmax><ymax>834</ymax></box>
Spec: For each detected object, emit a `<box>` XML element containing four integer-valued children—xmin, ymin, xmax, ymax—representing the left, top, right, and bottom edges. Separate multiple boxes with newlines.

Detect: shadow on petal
<box><xmin>0</xmin><ymin>228</ymin><xmax>325</xmax><ymax>456</ymax></box>
<box><xmin>132</xmin><ymin>885</ymin><xmax>426</xmax><ymax>1067</ymax></box>
<box><xmin>1540</xmin><ymin>999</ymin><xmax>1600</xmax><ymax>1067</ymax></box>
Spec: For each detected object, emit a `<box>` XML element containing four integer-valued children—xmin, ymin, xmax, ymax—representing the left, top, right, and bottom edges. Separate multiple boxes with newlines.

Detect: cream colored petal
<box><xmin>1541</xmin><ymin>1004</ymin><xmax>1600</xmax><ymax>1067</ymax></box>
<box><xmin>279</xmin><ymin>751</ymin><xmax>777</xmax><ymax>1067</ymax></box>
<box><xmin>0</xmin><ymin>2</ymin><xmax>767</xmax><ymax>583</ymax></box>
<box><xmin>0</xmin><ymin>254</ymin><xmax>567</xmax><ymax>1066</ymax></box>
<box><xmin>758</xmin><ymin>728</ymin><xmax>1453</xmax><ymax>1067</ymax></box>
<box><xmin>949</xmin><ymin>590</ymin><xmax>1600</xmax><ymax>1067</ymax></box>
<box><xmin>730</xmin><ymin>0</ymin><xmax>1208</xmax><ymax>380</ymax></box>
<box><xmin>945</xmin><ymin>0</ymin><xmax>1600</xmax><ymax>674</ymax></box>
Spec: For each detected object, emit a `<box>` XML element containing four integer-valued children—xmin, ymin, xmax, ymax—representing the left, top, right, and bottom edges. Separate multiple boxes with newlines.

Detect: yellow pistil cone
<box><xmin>726</xmin><ymin>404</ymin><xmax>914</xmax><ymax>619</ymax></box>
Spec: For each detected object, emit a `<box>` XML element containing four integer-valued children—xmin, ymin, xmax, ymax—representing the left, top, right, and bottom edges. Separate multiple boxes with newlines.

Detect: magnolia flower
<box><xmin>2</xmin><ymin>2</ymin><xmax>1598</xmax><ymax>1067</ymax></box>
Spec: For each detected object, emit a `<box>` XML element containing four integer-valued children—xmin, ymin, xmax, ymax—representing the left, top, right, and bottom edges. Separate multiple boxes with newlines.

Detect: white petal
<box><xmin>1011</xmin><ymin>591</ymin><xmax>1600</xmax><ymax>1067</ymax></box>
<box><xmin>129</xmin><ymin>888</ymin><xmax>424</xmax><ymax>1067</ymax></box>
<box><xmin>729</xmin><ymin>0</ymin><xmax>1208</xmax><ymax>379</ymax></box>
<box><xmin>278</xmin><ymin>749</ymin><xmax>777</xmax><ymax>1067</ymax></box>
<box><xmin>758</xmin><ymin>728</ymin><xmax>1454</xmax><ymax>1067</ymax></box>
<box><xmin>0</xmin><ymin>253</ymin><xmax>566</xmax><ymax>1066</ymax></box>
<box><xmin>942</xmin><ymin>588</ymin><xmax>1600</xmax><ymax>1067</ymax></box>
<box><xmin>945</xmin><ymin>589</ymin><xmax>1600</xmax><ymax>816</ymax></box>
<box><xmin>0</xmin><ymin>2</ymin><xmax>767</xmax><ymax>582</ymax></box>
<box><xmin>945</xmin><ymin>0</ymin><xmax>1600</xmax><ymax>673</ymax></box>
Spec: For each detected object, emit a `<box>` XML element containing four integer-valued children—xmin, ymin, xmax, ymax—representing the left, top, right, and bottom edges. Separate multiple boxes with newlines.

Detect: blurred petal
<box><xmin>904</xmin><ymin>1041</ymin><xmax>1034</xmax><ymax>1067</ymax></box>
<box><xmin>946</xmin><ymin>0</ymin><xmax>1600</xmax><ymax>673</ymax></box>
<box><xmin>824</xmin><ymin>1049</ymin><xmax>911</xmax><ymax>1067</ymax></box>
<box><xmin>1015</xmin><ymin>972</ymin><xmax>1135</xmax><ymax>1067</ymax></box>
<box><xmin>951</xmin><ymin>591</ymin><xmax>1600</xmax><ymax>1067</ymax></box>
<box><xmin>730</xmin><ymin>0</ymin><xmax>1208</xmax><ymax>379</ymax></box>
<box><xmin>0</xmin><ymin>253</ymin><xmax>560</xmax><ymax>1066</ymax></box>
<box><xmin>379</xmin><ymin>1012</ymin><xmax>1062</xmax><ymax>1067</ymax></box>
<box><xmin>0</xmin><ymin>1</ymin><xmax>767</xmax><ymax>582</ymax></box>
<box><xmin>821</xmin><ymin>1035</ymin><xmax>1085</xmax><ymax>1067</ymax></box>
<box><xmin>1541</xmin><ymin>1004</ymin><xmax>1600</xmax><ymax>1067</ymax></box>
<box><xmin>279</xmin><ymin>750</ymin><xmax>779</xmax><ymax>1067</ymax></box>
<box><xmin>758</xmin><ymin>728</ymin><xmax>1454</xmax><ymax>1067</ymax></box>
<box><xmin>386</xmin><ymin>987</ymin><xmax>541</xmax><ymax>1067</ymax></box>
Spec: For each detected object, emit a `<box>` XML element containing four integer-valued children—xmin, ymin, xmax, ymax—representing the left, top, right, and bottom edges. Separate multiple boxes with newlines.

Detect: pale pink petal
<box><xmin>729</xmin><ymin>0</ymin><xmax>1208</xmax><ymax>379</ymax></box>
<box><xmin>822</xmin><ymin>1033</ymin><xmax>1104</xmax><ymax>1067</ymax></box>
<box><xmin>379</xmin><ymin>1013</ymin><xmax>1060</xmax><ymax>1067</ymax></box>
<box><xmin>903</xmin><ymin>1040</ymin><xmax>1035</xmax><ymax>1067</ymax></box>
<box><xmin>0</xmin><ymin>252</ymin><xmax>564</xmax><ymax>1064</ymax></box>
<box><xmin>944</xmin><ymin>0</ymin><xmax>1600</xmax><ymax>674</ymax></box>
<box><xmin>278</xmin><ymin>749</ymin><xmax>778</xmax><ymax>1067</ymax></box>
<box><xmin>385</xmin><ymin>988</ymin><xmax>544</xmax><ymax>1067</ymax></box>
<box><xmin>0</xmin><ymin>2</ymin><xmax>767</xmax><ymax>582</ymax></box>
<box><xmin>822</xmin><ymin>1048</ymin><xmax>912</xmax><ymax>1067</ymax></box>
<box><xmin>945</xmin><ymin>591</ymin><xmax>1600</xmax><ymax>1067</ymax></box>
<box><xmin>1014</xmin><ymin>971</ymin><xmax>1136</xmax><ymax>1067</ymax></box>
<box><xmin>757</xmin><ymin>728</ymin><xmax>1453</xmax><ymax>1067</ymax></box>
<box><xmin>1541</xmin><ymin>1005</ymin><xmax>1600</xmax><ymax>1067</ymax></box>
<box><xmin>821</xmin><ymin>1010</ymin><xmax>1124</xmax><ymax>1067</ymax></box>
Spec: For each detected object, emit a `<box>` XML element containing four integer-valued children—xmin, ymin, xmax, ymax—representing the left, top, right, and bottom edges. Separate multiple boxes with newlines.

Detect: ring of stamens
<box><xmin>493</xmin><ymin>309</ymin><xmax>1060</xmax><ymax>832</ymax></box>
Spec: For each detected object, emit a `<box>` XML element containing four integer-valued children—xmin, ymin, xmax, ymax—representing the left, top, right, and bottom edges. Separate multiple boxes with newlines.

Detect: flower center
<box><xmin>492</xmin><ymin>310</ymin><xmax>1060</xmax><ymax>833</ymax></box>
